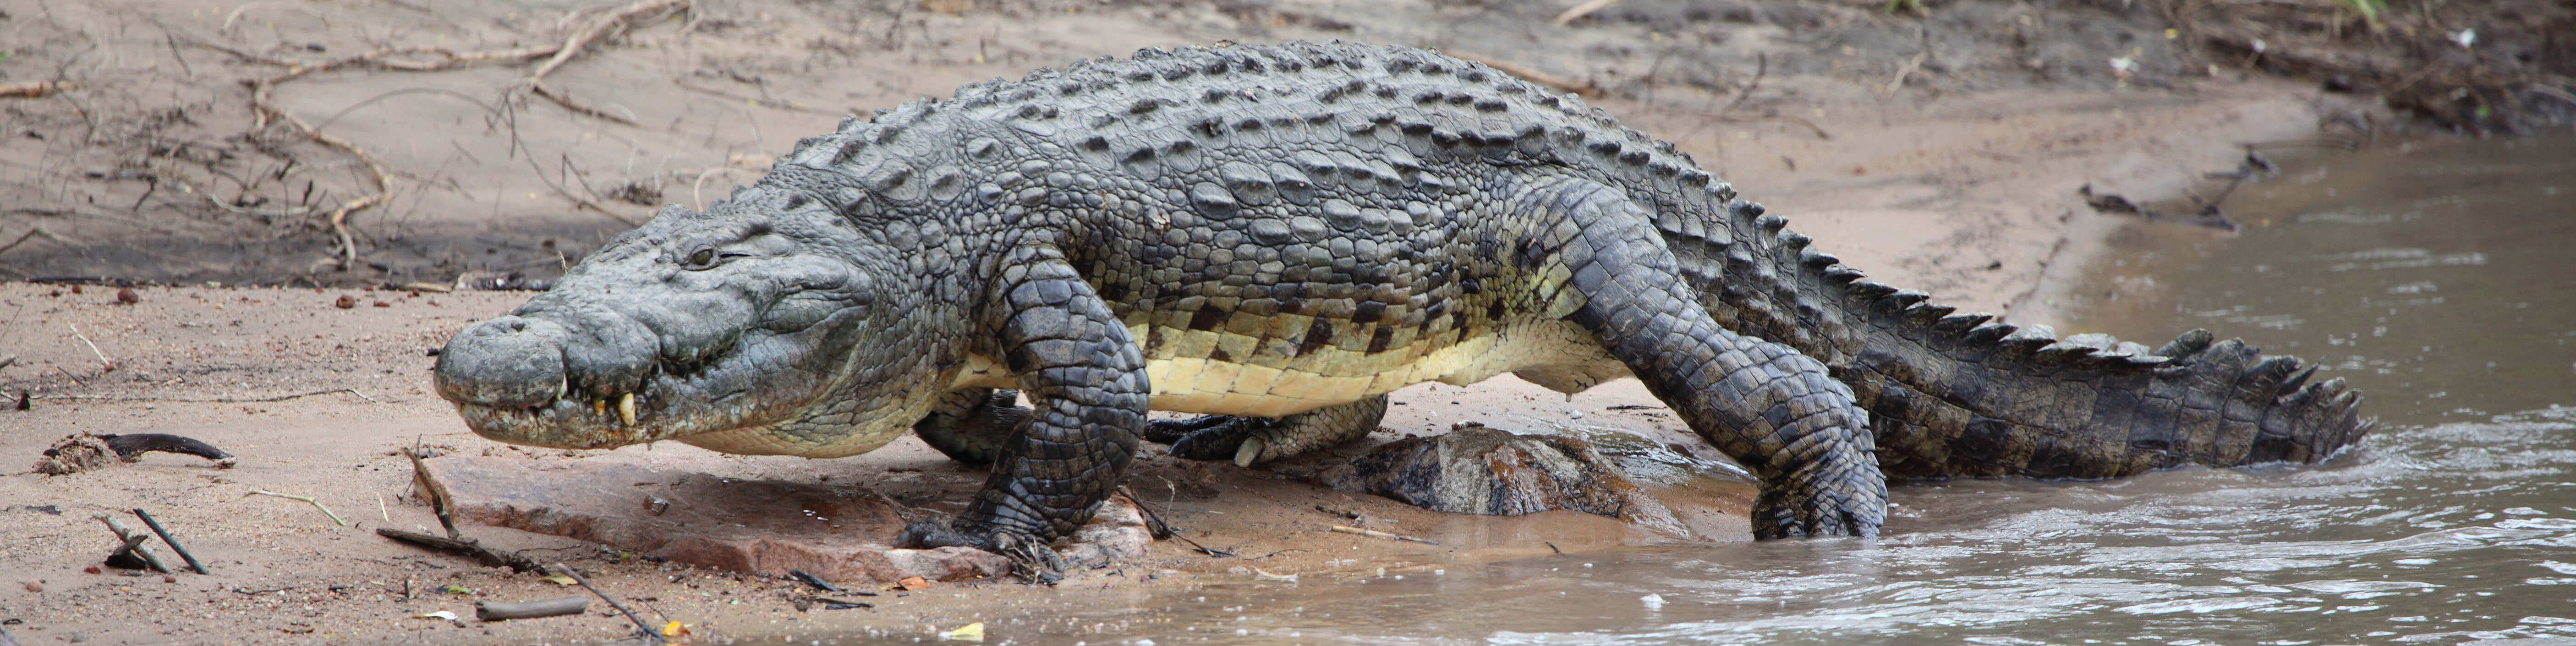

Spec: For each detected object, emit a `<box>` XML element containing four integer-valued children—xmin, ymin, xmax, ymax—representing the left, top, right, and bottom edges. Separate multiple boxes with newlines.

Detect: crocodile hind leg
<box><xmin>1145</xmin><ymin>395</ymin><xmax>1390</xmax><ymax>466</ymax></box>
<box><xmin>913</xmin><ymin>388</ymin><xmax>1031</xmax><ymax>466</ymax></box>
<box><xmin>1525</xmin><ymin>177</ymin><xmax>1886</xmax><ymax>539</ymax></box>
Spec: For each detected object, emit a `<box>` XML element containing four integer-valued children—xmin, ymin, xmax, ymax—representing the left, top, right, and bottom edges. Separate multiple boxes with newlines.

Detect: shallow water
<box><xmin>777</xmin><ymin>136</ymin><xmax>2576</xmax><ymax>645</ymax></box>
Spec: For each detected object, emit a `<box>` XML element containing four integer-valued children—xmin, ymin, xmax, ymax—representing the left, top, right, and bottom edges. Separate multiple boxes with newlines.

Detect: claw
<box><xmin>895</xmin><ymin>521</ymin><xmax>1063</xmax><ymax>585</ymax></box>
<box><xmin>1233</xmin><ymin>436</ymin><xmax>1267</xmax><ymax>468</ymax></box>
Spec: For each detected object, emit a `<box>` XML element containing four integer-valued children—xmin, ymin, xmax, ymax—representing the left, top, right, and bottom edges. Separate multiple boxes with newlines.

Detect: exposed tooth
<box><xmin>618</xmin><ymin>392</ymin><xmax>637</xmax><ymax>426</ymax></box>
<box><xmin>594</xmin><ymin>399</ymin><xmax>607</xmax><ymax>416</ymax></box>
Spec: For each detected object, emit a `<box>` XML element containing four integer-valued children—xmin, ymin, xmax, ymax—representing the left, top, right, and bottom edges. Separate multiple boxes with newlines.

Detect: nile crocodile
<box><xmin>431</xmin><ymin>42</ymin><xmax>2370</xmax><ymax>571</ymax></box>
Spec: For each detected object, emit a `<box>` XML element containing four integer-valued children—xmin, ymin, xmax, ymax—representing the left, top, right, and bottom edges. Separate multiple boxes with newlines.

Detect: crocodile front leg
<box><xmin>900</xmin><ymin>250</ymin><xmax>1149</xmax><ymax>581</ymax></box>
<box><xmin>1145</xmin><ymin>395</ymin><xmax>1390</xmax><ymax>466</ymax></box>
<box><xmin>913</xmin><ymin>388</ymin><xmax>1029</xmax><ymax>466</ymax></box>
<box><xmin>1528</xmin><ymin>178</ymin><xmax>1887</xmax><ymax>540</ymax></box>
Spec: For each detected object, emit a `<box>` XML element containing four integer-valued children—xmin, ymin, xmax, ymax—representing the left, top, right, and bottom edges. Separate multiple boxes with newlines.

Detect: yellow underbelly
<box><xmin>951</xmin><ymin>316</ymin><xmax>1628</xmax><ymax>418</ymax></box>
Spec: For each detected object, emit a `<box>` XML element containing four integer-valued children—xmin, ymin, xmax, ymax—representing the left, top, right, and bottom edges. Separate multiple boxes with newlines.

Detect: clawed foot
<box><xmin>1749</xmin><ymin>461</ymin><xmax>1887</xmax><ymax>540</ymax></box>
<box><xmin>897</xmin><ymin>521</ymin><xmax>1067</xmax><ymax>585</ymax></box>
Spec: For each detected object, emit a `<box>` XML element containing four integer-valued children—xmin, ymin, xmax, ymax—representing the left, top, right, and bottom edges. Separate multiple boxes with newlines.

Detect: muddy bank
<box><xmin>1</xmin><ymin>0</ymin><xmax>2550</xmax><ymax>288</ymax></box>
<box><xmin>0</xmin><ymin>0</ymin><xmax>2452</xmax><ymax>642</ymax></box>
<box><xmin>0</xmin><ymin>95</ymin><xmax>2359</xmax><ymax>646</ymax></box>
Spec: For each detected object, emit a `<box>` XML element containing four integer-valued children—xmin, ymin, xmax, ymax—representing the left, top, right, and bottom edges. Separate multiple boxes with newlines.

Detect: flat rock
<box><xmin>1309</xmin><ymin>423</ymin><xmax>1688</xmax><ymax>536</ymax></box>
<box><xmin>415</xmin><ymin>456</ymin><xmax>1150</xmax><ymax>584</ymax></box>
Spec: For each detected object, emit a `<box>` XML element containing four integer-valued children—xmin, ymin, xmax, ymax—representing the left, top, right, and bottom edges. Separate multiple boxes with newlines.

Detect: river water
<box><xmin>783</xmin><ymin>135</ymin><xmax>2576</xmax><ymax>645</ymax></box>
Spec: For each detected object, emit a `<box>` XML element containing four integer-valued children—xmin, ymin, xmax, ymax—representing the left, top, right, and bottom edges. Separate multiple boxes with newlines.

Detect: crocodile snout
<box><xmin>434</xmin><ymin>315</ymin><xmax>572</xmax><ymax>409</ymax></box>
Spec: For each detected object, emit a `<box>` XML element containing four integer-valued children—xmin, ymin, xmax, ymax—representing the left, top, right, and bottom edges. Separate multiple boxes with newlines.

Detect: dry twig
<box><xmin>1552</xmin><ymin>0</ymin><xmax>1622</xmax><ymax>25</ymax></box>
<box><xmin>553</xmin><ymin>563</ymin><xmax>668</xmax><ymax>643</ymax></box>
<box><xmin>476</xmin><ymin>596</ymin><xmax>590</xmax><ymax>621</ymax></box>
<box><xmin>0</xmin><ymin>80</ymin><xmax>67</xmax><ymax>99</ymax></box>
<box><xmin>190</xmin><ymin>0</ymin><xmax>688</xmax><ymax>267</ymax></box>
<box><xmin>523</xmin><ymin>0</ymin><xmax>692</xmax><ymax>124</ymax></box>
<box><xmin>376</xmin><ymin>528</ymin><xmax>548</xmax><ymax>573</ymax></box>
<box><xmin>133</xmin><ymin>508</ymin><xmax>210</xmax><ymax>574</ymax></box>
<box><xmin>93</xmin><ymin>513</ymin><xmax>174</xmax><ymax>573</ymax></box>
<box><xmin>249</xmin><ymin>489</ymin><xmax>348</xmax><ymax>526</ymax></box>
<box><xmin>1330</xmin><ymin>524</ymin><xmax>1439</xmax><ymax>545</ymax></box>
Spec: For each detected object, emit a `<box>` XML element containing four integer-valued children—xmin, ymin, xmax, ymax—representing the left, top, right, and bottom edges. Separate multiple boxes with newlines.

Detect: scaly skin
<box><xmin>433</xmin><ymin>42</ymin><xmax>2367</xmax><ymax>566</ymax></box>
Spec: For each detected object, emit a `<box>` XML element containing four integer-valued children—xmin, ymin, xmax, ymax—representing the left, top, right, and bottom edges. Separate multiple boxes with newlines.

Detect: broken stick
<box><xmin>248</xmin><ymin>489</ymin><xmax>347</xmax><ymax>526</ymax></box>
<box><xmin>1330</xmin><ymin>524</ymin><xmax>1439</xmax><ymax>546</ymax></box>
<box><xmin>552</xmin><ymin>563</ymin><xmax>666</xmax><ymax>643</ymax></box>
<box><xmin>93</xmin><ymin>513</ymin><xmax>173</xmax><ymax>573</ymax></box>
<box><xmin>132</xmin><ymin>508</ymin><xmax>209</xmax><ymax>574</ymax></box>
<box><xmin>102</xmin><ymin>434</ymin><xmax>236</xmax><ymax>467</ymax></box>
<box><xmin>375</xmin><ymin>527</ymin><xmax>547</xmax><ymax>573</ymax></box>
<box><xmin>474</xmin><ymin>596</ymin><xmax>590</xmax><ymax>621</ymax></box>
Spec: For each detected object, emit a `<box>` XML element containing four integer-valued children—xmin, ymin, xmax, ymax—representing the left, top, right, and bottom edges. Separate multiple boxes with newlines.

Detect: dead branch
<box><xmin>476</xmin><ymin>596</ymin><xmax>590</xmax><ymax>621</ymax></box>
<box><xmin>0</xmin><ymin>80</ymin><xmax>68</xmax><ymax>99</ymax></box>
<box><xmin>182</xmin><ymin>0</ymin><xmax>687</xmax><ymax>268</ymax></box>
<box><xmin>1552</xmin><ymin>0</ymin><xmax>1622</xmax><ymax>25</ymax></box>
<box><xmin>409</xmin><ymin>437</ymin><xmax>461</xmax><ymax>539</ymax></box>
<box><xmin>248</xmin><ymin>489</ymin><xmax>348</xmax><ymax>526</ymax></box>
<box><xmin>93</xmin><ymin>513</ymin><xmax>174</xmax><ymax>573</ymax></box>
<box><xmin>524</xmin><ymin>0</ymin><xmax>692</xmax><ymax>124</ymax></box>
<box><xmin>101</xmin><ymin>434</ymin><xmax>236</xmax><ymax>466</ymax></box>
<box><xmin>1330</xmin><ymin>524</ymin><xmax>1439</xmax><ymax>545</ymax></box>
<box><xmin>132</xmin><ymin>508</ymin><xmax>211</xmax><ymax>574</ymax></box>
<box><xmin>377</xmin><ymin>528</ymin><xmax>550</xmax><ymax>573</ymax></box>
<box><xmin>552</xmin><ymin>563</ymin><xmax>667</xmax><ymax>642</ymax></box>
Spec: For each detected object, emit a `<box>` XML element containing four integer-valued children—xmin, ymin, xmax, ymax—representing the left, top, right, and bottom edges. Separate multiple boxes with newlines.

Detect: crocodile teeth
<box><xmin>618</xmin><ymin>392</ymin><xmax>637</xmax><ymax>426</ymax></box>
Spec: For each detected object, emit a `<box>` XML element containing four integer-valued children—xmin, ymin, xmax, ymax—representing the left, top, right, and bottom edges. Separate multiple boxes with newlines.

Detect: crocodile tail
<box><xmin>1669</xmin><ymin>198</ymin><xmax>2372</xmax><ymax>479</ymax></box>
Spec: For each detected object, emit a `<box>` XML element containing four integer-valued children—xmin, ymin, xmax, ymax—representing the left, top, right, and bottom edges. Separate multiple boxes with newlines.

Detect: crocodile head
<box><xmin>433</xmin><ymin>187</ymin><xmax>936</xmax><ymax>457</ymax></box>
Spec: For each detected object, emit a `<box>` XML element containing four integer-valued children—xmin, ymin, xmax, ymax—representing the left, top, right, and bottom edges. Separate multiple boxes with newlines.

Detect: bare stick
<box><xmin>44</xmin><ymin>388</ymin><xmax>377</xmax><ymax>403</ymax></box>
<box><xmin>0</xmin><ymin>80</ymin><xmax>65</xmax><ymax>98</ymax></box>
<box><xmin>248</xmin><ymin>490</ymin><xmax>347</xmax><ymax>526</ymax></box>
<box><xmin>67</xmin><ymin>323</ymin><xmax>113</xmax><ymax>370</ymax></box>
<box><xmin>93</xmin><ymin>513</ymin><xmax>173</xmax><ymax>573</ymax></box>
<box><xmin>552</xmin><ymin>563</ymin><xmax>667</xmax><ymax>643</ymax></box>
<box><xmin>1551</xmin><ymin>0</ymin><xmax>1621</xmax><ymax>25</ymax></box>
<box><xmin>523</xmin><ymin>0</ymin><xmax>691</xmax><ymax>124</ymax></box>
<box><xmin>475</xmin><ymin>596</ymin><xmax>590</xmax><ymax>621</ymax></box>
<box><xmin>376</xmin><ymin>528</ymin><xmax>547</xmax><ymax>573</ymax></box>
<box><xmin>1330</xmin><ymin>524</ymin><xmax>1439</xmax><ymax>546</ymax></box>
<box><xmin>409</xmin><ymin>436</ymin><xmax>460</xmax><ymax>539</ymax></box>
<box><xmin>0</xmin><ymin>227</ymin><xmax>47</xmax><ymax>256</ymax></box>
<box><xmin>131</xmin><ymin>509</ymin><xmax>210</xmax><ymax>574</ymax></box>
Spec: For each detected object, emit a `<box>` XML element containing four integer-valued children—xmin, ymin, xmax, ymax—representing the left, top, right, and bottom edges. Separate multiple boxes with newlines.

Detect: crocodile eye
<box><xmin>685</xmin><ymin>248</ymin><xmax>715</xmax><ymax>269</ymax></box>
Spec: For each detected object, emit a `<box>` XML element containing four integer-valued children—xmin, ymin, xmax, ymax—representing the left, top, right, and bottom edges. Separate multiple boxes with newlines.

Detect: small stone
<box><xmin>115</xmin><ymin>288</ymin><xmax>139</xmax><ymax>305</ymax></box>
<box><xmin>333</xmin><ymin>295</ymin><xmax>357</xmax><ymax>309</ymax></box>
<box><xmin>22</xmin><ymin>581</ymin><xmax>40</xmax><ymax>592</ymax></box>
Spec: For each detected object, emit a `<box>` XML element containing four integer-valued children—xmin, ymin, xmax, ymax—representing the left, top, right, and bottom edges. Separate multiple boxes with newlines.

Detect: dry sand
<box><xmin>0</xmin><ymin>0</ymin><xmax>2392</xmax><ymax>642</ymax></box>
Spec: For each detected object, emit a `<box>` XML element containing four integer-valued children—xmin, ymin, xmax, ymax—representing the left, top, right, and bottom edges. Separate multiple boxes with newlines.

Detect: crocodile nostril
<box><xmin>434</xmin><ymin>316</ymin><xmax>571</xmax><ymax>408</ymax></box>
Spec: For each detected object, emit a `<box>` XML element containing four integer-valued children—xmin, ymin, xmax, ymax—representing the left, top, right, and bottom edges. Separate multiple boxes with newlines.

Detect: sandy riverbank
<box><xmin>0</xmin><ymin>0</ymin><xmax>2408</xmax><ymax>641</ymax></box>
